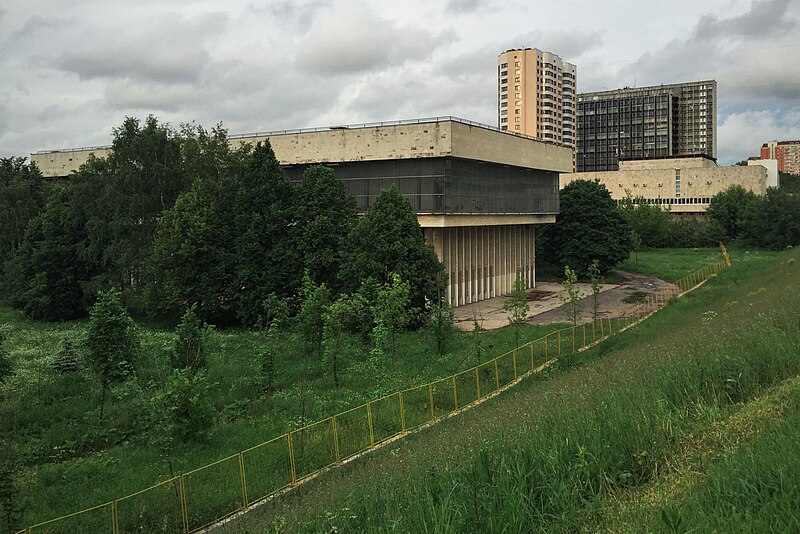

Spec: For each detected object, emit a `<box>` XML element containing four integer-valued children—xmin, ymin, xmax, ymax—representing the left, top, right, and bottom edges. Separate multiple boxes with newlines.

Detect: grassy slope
<box><xmin>220</xmin><ymin>246</ymin><xmax>799</xmax><ymax>532</ymax></box>
<box><xmin>0</xmin><ymin>301</ymin><xmax>564</xmax><ymax>528</ymax></box>
<box><xmin>616</xmin><ymin>247</ymin><xmax>724</xmax><ymax>281</ymax></box>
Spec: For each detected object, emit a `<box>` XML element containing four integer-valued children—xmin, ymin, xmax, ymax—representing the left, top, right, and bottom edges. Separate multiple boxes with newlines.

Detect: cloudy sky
<box><xmin>1</xmin><ymin>0</ymin><xmax>798</xmax><ymax>164</ymax></box>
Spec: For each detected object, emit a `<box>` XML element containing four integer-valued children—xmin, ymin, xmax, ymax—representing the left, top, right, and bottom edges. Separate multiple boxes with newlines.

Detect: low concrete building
<box><xmin>31</xmin><ymin>117</ymin><xmax>572</xmax><ymax>306</ymax></box>
<box><xmin>560</xmin><ymin>155</ymin><xmax>767</xmax><ymax>215</ymax></box>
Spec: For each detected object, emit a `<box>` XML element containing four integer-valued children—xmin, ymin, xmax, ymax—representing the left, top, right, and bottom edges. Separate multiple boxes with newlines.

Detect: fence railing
<box><xmin>16</xmin><ymin>254</ymin><xmax>729</xmax><ymax>534</ymax></box>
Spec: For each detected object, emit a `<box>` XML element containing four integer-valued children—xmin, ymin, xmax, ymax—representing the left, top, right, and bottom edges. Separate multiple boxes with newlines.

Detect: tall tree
<box><xmin>747</xmin><ymin>188</ymin><xmax>800</xmax><ymax>250</ymax></box>
<box><xmin>293</xmin><ymin>165</ymin><xmax>358</xmax><ymax>292</ymax></box>
<box><xmin>542</xmin><ymin>179</ymin><xmax>631</xmax><ymax>276</ymax></box>
<box><xmin>0</xmin><ymin>157</ymin><xmax>47</xmax><ymax>264</ymax></box>
<box><xmin>340</xmin><ymin>186</ymin><xmax>444</xmax><ymax>324</ymax></box>
<box><xmin>146</xmin><ymin>129</ymin><xmax>240</xmax><ymax>323</ymax></box>
<box><xmin>85</xmin><ymin>290</ymin><xmax>140</xmax><ymax>419</ymax></box>
<box><xmin>707</xmin><ymin>185</ymin><xmax>760</xmax><ymax>240</ymax></box>
<box><xmin>234</xmin><ymin>141</ymin><xmax>297</xmax><ymax>326</ymax></box>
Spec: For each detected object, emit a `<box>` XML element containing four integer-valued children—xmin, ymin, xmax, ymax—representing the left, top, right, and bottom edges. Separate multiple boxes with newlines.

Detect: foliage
<box><xmin>258</xmin><ymin>293</ymin><xmax>290</xmax><ymax>331</ymax></box>
<box><xmin>234</xmin><ymin>141</ymin><xmax>298</xmax><ymax>327</ymax></box>
<box><xmin>472</xmin><ymin>318</ymin><xmax>485</xmax><ymax>364</ymax></box>
<box><xmin>172</xmin><ymin>305</ymin><xmax>210</xmax><ymax>373</ymax></box>
<box><xmin>707</xmin><ymin>185</ymin><xmax>760</xmax><ymax>240</ymax></box>
<box><xmin>259</xmin><ymin>321</ymin><xmax>281</xmax><ymax>397</ymax></box>
<box><xmin>145</xmin><ymin>127</ymin><xmax>240</xmax><ymax>324</ymax></box>
<box><xmin>428</xmin><ymin>295</ymin><xmax>455</xmax><ymax>356</ymax></box>
<box><xmin>778</xmin><ymin>172</ymin><xmax>800</xmax><ymax>194</ymax></box>
<box><xmin>294</xmin><ymin>166</ymin><xmax>358</xmax><ymax>293</ymax></box>
<box><xmin>0</xmin><ymin>157</ymin><xmax>47</xmax><ymax>265</ymax></box>
<box><xmin>340</xmin><ymin>186</ymin><xmax>444</xmax><ymax>326</ymax></box>
<box><xmin>85</xmin><ymin>290</ymin><xmax>140</xmax><ymax>418</ymax></box>
<box><xmin>588</xmin><ymin>259</ymin><xmax>602</xmax><ymax>323</ymax></box>
<box><xmin>620</xmin><ymin>195</ymin><xmax>672</xmax><ymax>248</ymax></box>
<box><xmin>50</xmin><ymin>335</ymin><xmax>82</xmax><ymax>375</ymax></box>
<box><xmin>503</xmin><ymin>271</ymin><xmax>529</xmax><ymax>346</ymax></box>
<box><xmin>0</xmin><ymin>447</ymin><xmax>22</xmax><ymax>534</ymax></box>
<box><xmin>324</xmin><ymin>294</ymin><xmax>359</xmax><ymax>388</ymax></box>
<box><xmin>746</xmin><ymin>188</ymin><xmax>800</xmax><ymax>250</ymax></box>
<box><xmin>0</xmin><ymin>326</ymin><xmax>12</xmax><ymax>383</ymax></box>
<box><xmin>560</xmin><ymin>265</ymin><xmax>583</xmax><ymax>326</ymax></box>
<box><xmin>157</xmin><ymin>369</ymin><xmax>214</xmax><ymax>444</ymax></box>
<box><xmin>371</xmin><ymin>272</ymin><xmax>412</xmax><ymax>362</ymax></box>
<box><xmin>543</xmin><ymin>179</ymin><xmax>631</xmax><ymax>275</ymax></box>
<box><xmin>297</xmin><ymin>273</ymin><xmax>330</xmax><ymax>362</ymax></box>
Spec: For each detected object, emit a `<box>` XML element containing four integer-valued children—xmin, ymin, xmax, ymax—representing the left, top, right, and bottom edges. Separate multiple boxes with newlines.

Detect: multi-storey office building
<box><xmin>577</xmin><ymin>80</ymin><xmax>717</xmax><ymax>172</ymax></box>
<box><xmin>760</xmin><ymin>140</ymin><xmax>800</xmax><ymax>175</ymax></box>
<box><xmin>31</xmin><ymin>117</ymin><xmax>572</xmax><ymax>306</ymax></box>
<box><xmin>497</xmin><ymin>48</ymin><xmax>577</xmax><ymax>154</ymax></box>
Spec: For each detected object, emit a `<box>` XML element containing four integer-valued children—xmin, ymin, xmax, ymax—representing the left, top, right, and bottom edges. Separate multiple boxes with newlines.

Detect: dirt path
<box><xmin>454</xmin><ymin>271</ymin><xmax>678</xmax><ymax>330</ymax></box>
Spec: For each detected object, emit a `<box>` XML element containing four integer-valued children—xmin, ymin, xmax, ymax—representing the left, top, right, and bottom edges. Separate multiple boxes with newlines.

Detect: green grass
<box><xmin>0</xmin><ymin>300</ymin><xmax>565</xmax><ymax>532</ymax></box>
<box><xmin>216</xmin><ymin>245</ymin><xmax>800</xmax><ymax>532</ymax></box>
<box><xmin>616</xmin><ymin>247</ymin><xmax>724</xmax><ymax>281</ymax></box>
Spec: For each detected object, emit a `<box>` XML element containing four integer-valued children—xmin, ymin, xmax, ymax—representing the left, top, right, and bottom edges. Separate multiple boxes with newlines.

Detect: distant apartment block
<box><xmin>577</xmin><ymin>80</ymin><xmax>717</xmax><ymax>172</ymax></box>
<box><xmin>497</xmin><ymin>48</ymin><xmax>577</xmax><ymax>155</ymax></box>
<box><xmin>760</xmin><ymin>140</ymin><xmax>800</xmax><ymax>175</ymax></box>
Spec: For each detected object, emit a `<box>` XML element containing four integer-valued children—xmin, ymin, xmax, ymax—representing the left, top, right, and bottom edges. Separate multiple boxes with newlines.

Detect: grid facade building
<box><xmin>497</xmin><ymin>48</ymin><xmax>577</xmax><ymax>153</ymax></box>
<box><xmin>760</xmin><ymin>140</ymin><xmax>800</xmax><ymax>175</ymax></box>
<box><xmin>577</xmin><ymin>80</ymin><xmax>717</xmax><ymax>172</ymax></box>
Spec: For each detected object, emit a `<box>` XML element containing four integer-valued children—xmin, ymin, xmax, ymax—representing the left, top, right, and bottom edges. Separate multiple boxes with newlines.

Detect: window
<box><xmin>515</xmin><ymin>69</ymin><xmax>520</xmax><ymax>75</ymax></box>
<box><xmin>501</xmin><ymin>118</ymin><xmax>508</xmax><ymax>123</ymax></box>
<box><xmin>515</xmin><ymin>76</ymin><xmax>520</xmax><ymax>82</ymax></box>
<box><xmin>500</xmin><ymin>102</ymin><xmax>507</xmax><ymax>107</ymax></box>
<box><xmin>514</xmin><ymin>85</ymin><xmax>520</xmax><ymax>90</ymax></box>
<box><xmin>515</xmin><ymin>93</ymin><xmax>521</xmax><ymax>98</ymax></box>
<box><xmin>515</xmin><ymin>109</ymin><xmax>520</xmax><ymax>114</ymax></box>
<box><xmin>515</xmin><ymin>117</ymin><xmax>520</xmax><ymax>122</ymax></box>
<box><xmin>515</xmin><ymin>61</ymin><xmax>520</xmax><ymax>66</ymax></box>
<box><xmin>500</xmin><ymin>110</ymin><xmax>507</xmax><ymax>116</ymax></box>
<box><xmin>515</xmin><ymin>125</ymin><xmax>520</xmax><ymax>130</ymax></box>
<box><xmin>501</xmin><ymin>62</ymin><xmax>508</xmax><ymax>68</ymax></box>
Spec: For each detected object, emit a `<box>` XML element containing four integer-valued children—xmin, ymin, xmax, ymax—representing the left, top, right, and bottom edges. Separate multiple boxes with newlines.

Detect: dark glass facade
<box><xmin>577</xmin><ymin>93</ymin><xmax>676</xmax><ymax>172</ymax></box>
<box><xmin>282</xmin><ymin>157</ymin><xmax>559</xmax><ymax>215</ymax></box>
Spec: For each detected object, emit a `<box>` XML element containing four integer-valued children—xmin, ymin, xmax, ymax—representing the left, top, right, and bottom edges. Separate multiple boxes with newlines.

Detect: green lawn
<box><xmin>616</xmin><ymin>247</ymin><xmax>725</xmax><ymax>281</ymax></box>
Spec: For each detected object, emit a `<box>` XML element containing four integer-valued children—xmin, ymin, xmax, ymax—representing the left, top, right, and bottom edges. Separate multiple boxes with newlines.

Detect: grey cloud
<box><xmin>255</xmin><ymin>0</ymin><xmax>329</xmax><ymax>29</ymax></box>
<box><xmin>446</xmin><ymin>0</ymin><xmax>481</xmax><ymax>14</ymax></box>
<box><xmin>694</xmin><ymin>0</ymin><xmax>795</xmax><ymax>40</ymax></box>
<box><xmin>104</xmin><ymin>81</ymin><xmax>195</xmax><ymax>112</ymax></box>
<box><xmin>506</xmin><ymin>29</ymin><xmax>604</xmax><ymax>61</ymax></box>
<box><xmin>11</xmin><ymin>15</ymin><xmax>62</xmax><ymax>39</ymax></box>
<box><xmin>54</xmin><ymin>12</ymin><xmax>227</xmax><ymax>84</ymax></box>
<box><xmin>295</xmin><ymin>4</ymin><xmax>455</xmax><ymax>76</ymax></box>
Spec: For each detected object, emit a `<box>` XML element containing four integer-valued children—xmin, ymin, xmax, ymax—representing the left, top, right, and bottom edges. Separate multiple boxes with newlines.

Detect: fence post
<box><xmin>600</xmin><ymin>317</ymin><xmax>605</xmax><ymax>338</ymax></box>
<box><xmin>238</xmin><ymin>452</ymin><xmax>249</xmax><ymax>510</ymax></box>
<box><xmin>592</xmin><ymin>321</ymin><xmax>596</xmax><ymax>341</ymax></box>
<box><xmin>475</xmin><ymin>367</ymin><xmax>481</xmax><ymax>398</ymax></box>
<box><xmin>428</xmin><ymin>384</ymin><xmax>435</xmax><ymax>421</ymax></box>
<box><xmin>513</xmin><ymin>349</ymin><xmax>518</xmax><ymax>379</ymax></box>
<box><xmin>287</xmin><ymin>433</ymin><xmax>297</xmax><ymax>485</ymax></box>
<box><xmin>179</xmin><ymin>475</ymin><xmax>189</xmax><ymax>534</ymax></box>
<box><xmin>494</xmin><ymin>359</ymin><xmax>500</xmax><ymax>390</ymax></box>
<box><xmin>583</xmin><ymin>322</ymin><xmax>586</xmax><ymax>347</ymax></box>
<box><xmin>332</xmin><ymin>416</ymin><xmax>341</xmax><ymax>462</ymax></box>
<box><xmin>557</xmin><ymin>330</ymin><xmax>561</xmax><ymax>355</ymax></box>
<box><xmin>399</xmin><ymin>391</ymin><xmax>406</xmax><ymax>432</ymax></box>
<box><xmin>366</xmin><ymin>402</ymin><xmax>375</xmax><ymax>447</ymax></box>
<box><xmin>451</xmin><ymin>376</ymin><xmax>458</xmax><ymax>409</ymax></box>
<box><xmin>112</xmin><ymin>500</ymin><xmax>119</xmax><ymax>534</ymax></box>
<box><xmin>530</xmin><ymin>343</ymin><xmax>534</xmax><ymax>371</ymax></box>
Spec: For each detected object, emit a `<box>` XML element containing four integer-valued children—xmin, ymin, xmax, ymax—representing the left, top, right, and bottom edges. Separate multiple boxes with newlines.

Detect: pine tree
<box><xmin>50</xmin><ymin>335</ymin><xmax>82</xmax><ymax>374</ymax></box>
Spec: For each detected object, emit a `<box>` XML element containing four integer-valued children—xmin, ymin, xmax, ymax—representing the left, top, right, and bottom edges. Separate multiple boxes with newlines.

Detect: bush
<box><xmin>50</xmin><ymin>336</ymin><xmax>82</xmax><ymax>374</ymax></box>
<box><xmin>747</xmin><ymin>188</ymin><xmax>800</xmax><ymax>250</ymax></box>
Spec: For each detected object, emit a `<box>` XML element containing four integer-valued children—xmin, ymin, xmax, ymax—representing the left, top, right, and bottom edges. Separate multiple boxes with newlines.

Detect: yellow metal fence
<box><xmin>17</xmin><ymin>257</ymin><xmax>729</xmax><ymax>534</ymax></box>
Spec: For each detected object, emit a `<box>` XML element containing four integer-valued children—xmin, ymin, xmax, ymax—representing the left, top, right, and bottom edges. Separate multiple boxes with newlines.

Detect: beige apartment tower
<box><xmin>497</xmin><ymin>48</ymin><xmax>577</xmax><ymax>153</ymax></box>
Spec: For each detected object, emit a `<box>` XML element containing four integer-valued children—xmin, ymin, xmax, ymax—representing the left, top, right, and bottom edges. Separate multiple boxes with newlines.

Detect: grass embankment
<box><xmin>616</xmin><ymin>246</ymin><xmax>723</xmax><ymax>281</ymax></box>
<box><xmin>0</xmin><ymin>300</ymin><xmax>564</xmax><ymax>531</ymax></box>
<box><xmin>220</xmin><ymin>246</ymin><xmax>799</xmax><ymax>532</ymax></box>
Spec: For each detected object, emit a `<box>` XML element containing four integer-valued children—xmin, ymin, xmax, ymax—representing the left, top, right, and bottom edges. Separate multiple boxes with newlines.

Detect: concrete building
<box><xmin>561</xmin><ymin>155</ymin><xmax>766</xmax><ymax>215</ymax></box>
<box><xmin>497</xmin><ymin>48</ymin><xmax>577</xmax><ymax>155</ymax></box>
<box><xmin>760</xmin><ymin>140</ymin><xmax>800</xmax><ymax>175</ymax></box>
<box><xmin>747</xmin><ymin>159</ymin><xmax>779</xmax><ymax>189</ymax></box>
<box><xmin>31</xmin><ymin>117</ymin><xmax>572</xmax><ymax>306</ymax></box>
<box><xmin>577</xmin><ymin>80</ymin><xmax>717</xmax><ymax>172</ymax></box>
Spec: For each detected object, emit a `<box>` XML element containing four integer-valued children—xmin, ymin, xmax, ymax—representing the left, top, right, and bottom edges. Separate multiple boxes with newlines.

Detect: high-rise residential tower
<box><xmin>497</xmin><ymin>48</ymin><xmax>577</xmax><ymax>153</ymax></box>
<box><xmin>576</xmin><ymin>80</ymin><xmax>717</xmax><ymax>172</ymax></box>
<box><xmin>760</xmin><ymin>140</ymin><xmax>800</xmax><ymax>175</ymax></box>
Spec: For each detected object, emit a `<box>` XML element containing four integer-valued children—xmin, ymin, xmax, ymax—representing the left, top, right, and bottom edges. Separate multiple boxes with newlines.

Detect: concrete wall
<box><xmin>32</xmin><ymin>148</ymin><xmax>111</xmax><ymax>178</ymax></box>
<box><xmin>748</xmin><ymin>158</ymin><xmax>779</xmax><ymax>189</ymax></box>
<box><xmin>619</xmin><ymin>157</ymin><xmax>716</xmax><ymax>171</ymax></box>
<box><xmin>425</xmin><ymin>224</ymin><xmax>537</xmax><ymax>306</ymax></box>
<box><xmin>31</xmin><ymin>119</ymin><xmax>572</xmax><ymax>177</ymax></box>
<box><xmin>560</xmin><ymin>163</ymin><xmax>767</xmax><ymax>213</ymax></box>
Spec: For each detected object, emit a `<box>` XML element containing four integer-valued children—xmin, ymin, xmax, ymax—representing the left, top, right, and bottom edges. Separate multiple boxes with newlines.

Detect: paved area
<box><xmin>454</xmin><ymin>270</ymin><xmax>678</xmax><ymax>330</ymax></box>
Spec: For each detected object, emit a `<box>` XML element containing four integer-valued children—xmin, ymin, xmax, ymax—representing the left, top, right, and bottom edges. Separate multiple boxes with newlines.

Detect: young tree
<box><xmin>372</xmin><ymin>272</ymin><xmax>412</xmax><ymax>362</ymax></box>
<box><xmin>541</xmin><ymin>179</ymin><xmax>631</xmax><ymax>276</ymax></box>
<box><xmin>472</xmin><ymin>317</ymin><xmax>485</xmax><ymax>365</ymax></box>
<box><xmin>629</xmin><ymin>230</ymin><xmax>642</xmax><ymax>264</ymax></box>
<box><xmin>324</xmin><ymin>294</ymin><xmax>358</xmax><ymax>388</ymax></box>
<box><xmin>85</xmin><ymin>290</ymin><xmax>140</xmax><ymax>419</ymax></box>
<box><xmin>0</xmin><ymin>326</ymin><xmax>13</xmax><ymax>383</ymax></box>
<box><xmin>293</xmin><ymin>165</ymin><xmax>358</xmax><ymax>292</ymax></box>
<box><xmin>340</xmin><ymin>186</ymin><xmax>444</xmax><ymax>326</ymax></box>
<box><xmin>50</xmin><ymin>335</ymin><xmax>82</xmax><ymax>374</ymax></box>
<box><xmin>503</xmin><ymin>271</ymin><xmax>530</xmax><ymax>347</ymax></box>
<box><xmin>161</xmin><ymin>369</ymin><xmax>214</xmax><ymax>443</ymax></box>
<box><xmin>259</xmin><ymin>320</ymin><xmax>281</xmax><ymax>397</ymax></box>
<box><xmin>588</xmin><ymin>259</ymin><xmax>603</xmax><ymax>324</ymax></box>
<box><xmin>560</xmin><ymin>265</ymin><xmax>584</xmax><ymax>327</ymax></box>
<box><xmin>171</xmin><ymin>305</ymin><xmax>210</xmax><ymax>372</ymax></box>
<box><xmin>297</xmin><ymin>272</ymin><xmax>330</xmax><ymax>362</ymax></box>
